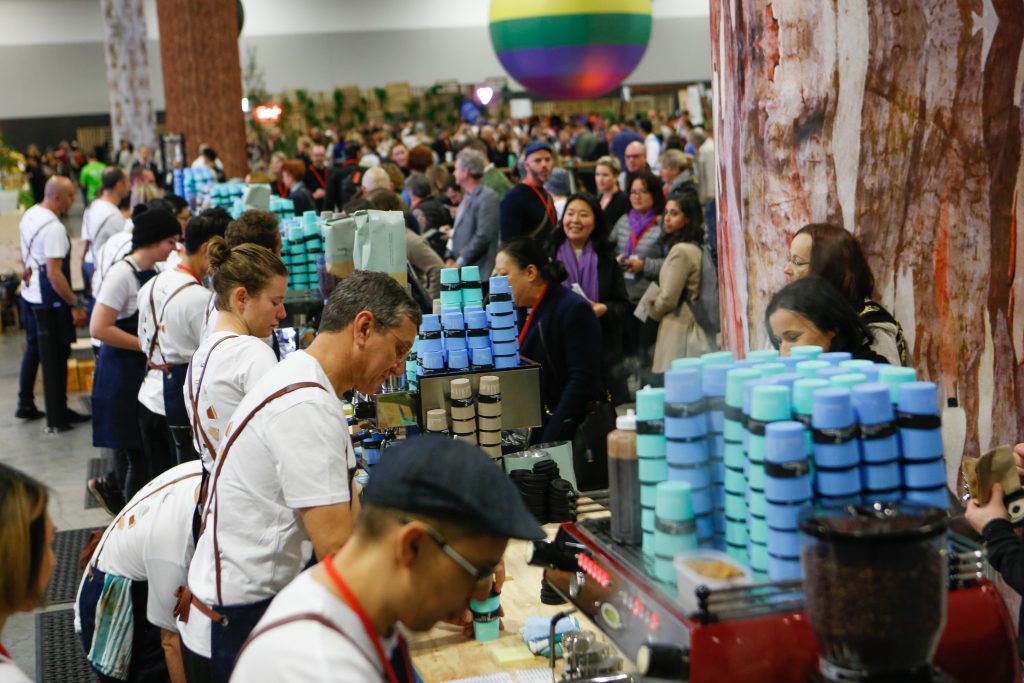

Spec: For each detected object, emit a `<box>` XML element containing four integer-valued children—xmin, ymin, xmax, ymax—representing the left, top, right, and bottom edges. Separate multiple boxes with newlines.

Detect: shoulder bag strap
<box><xmin>187</xmin><ymin>334</ymin><xmax>240</xmax><ymax>460</ymax></box>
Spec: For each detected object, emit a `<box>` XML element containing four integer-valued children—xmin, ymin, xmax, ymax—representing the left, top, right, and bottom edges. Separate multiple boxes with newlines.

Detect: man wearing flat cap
<box><xmin>500</xmin><ymin>141</ymin><xmax>557</xmax><ymax>244</ymax></box>
<box><xmin>230</xmin><ymin>435</ymin><xmax>545</xmax><ymax>682</ymax></box>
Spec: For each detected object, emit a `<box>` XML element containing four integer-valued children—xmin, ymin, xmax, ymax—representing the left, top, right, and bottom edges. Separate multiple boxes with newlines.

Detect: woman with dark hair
<box><xmin>785</xmin><ymin>223</ymin><xmax>909</xmax><ymax>365</ymax></box>
<box><xmin>0</xmin><ymin>463</ymin><xmax>55</xmax><ymax>681</ymax></box>
<box><xmin>647</xmin><ymin>191</ymin><xmax>712</xmax><ymax>372</ymax></box>
<box><xmin>494</xmin><ymin>239</ymin><xmax>604</xmax><ymax>448</ymax></box>
<box><xmin>765</xmin><ymin>276</ymin><xmax>888</xmax><ymax>362</ymax></box>
<box><xmin>550</xmin><ymin>192</ymin><xmax>631</xmax><ymax>405</ymax></box>
<box><xmin>613</xmin><ymin>169</ymin><xmax>667</xmax><ymax>376</ymax></box>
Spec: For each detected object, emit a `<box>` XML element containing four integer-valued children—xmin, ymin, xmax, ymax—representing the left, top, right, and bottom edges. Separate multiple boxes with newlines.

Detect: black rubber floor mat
<box><xmin>36</xmin><ymin>608</ymin><xmax>99</xmax><ymax>682</ymax></box>
<box><xmin>45</xmin><ymin>527</ymin><xmax>103</xmax><ymax>605</ymax></box>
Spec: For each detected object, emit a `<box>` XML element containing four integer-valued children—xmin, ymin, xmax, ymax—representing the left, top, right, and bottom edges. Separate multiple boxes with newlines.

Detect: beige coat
<box><xmin>648</xmin><ymin>242</ymin><xmax>711</xmax><ymax>372</ymax></box>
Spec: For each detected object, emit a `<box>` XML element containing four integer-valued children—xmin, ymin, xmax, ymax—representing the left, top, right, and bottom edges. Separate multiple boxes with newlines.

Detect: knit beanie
<box><xmin>132</xmin><ymin>208</ymin><xmax>181</xmax><ymax>250</ymax></box>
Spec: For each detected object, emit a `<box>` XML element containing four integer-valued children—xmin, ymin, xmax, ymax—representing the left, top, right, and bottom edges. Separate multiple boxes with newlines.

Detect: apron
<box><xmin>163</xmin><ymin>364</ymin><xmax>191</xmax><ymax>427</ymax></box>
<box><xmin>37</xmin><ymin>233</ymin><xmax>76</xmax><ymax>347</ymax></box>
<box><xmin>91</xmin><ymin>260</ymin><xmax>156</xmax><ymax>450</ymax></box>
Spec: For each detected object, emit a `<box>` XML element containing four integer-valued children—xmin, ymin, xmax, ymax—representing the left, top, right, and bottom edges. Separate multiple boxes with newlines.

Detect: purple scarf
<box><xmin>625</xmin><ymin>208</ymin><xmax>657</xmax><ymax>257</ymax></box>
<box><xmin>557</xmin><ymin>239</ymin><xmax>600</xmax><ymax>302</ymax></box>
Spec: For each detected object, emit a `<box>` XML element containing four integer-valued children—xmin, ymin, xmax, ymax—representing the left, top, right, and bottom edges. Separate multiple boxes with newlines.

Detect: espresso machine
<box><xmin>530</xmin><ymin>503</ymin><xmax>1020</xmax><ymax>683</ymax></box>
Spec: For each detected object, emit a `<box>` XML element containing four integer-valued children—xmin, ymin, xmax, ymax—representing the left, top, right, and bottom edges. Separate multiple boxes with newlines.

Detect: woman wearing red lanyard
<box><xmin>230</xmin><ymin>436</ymin><xmax>544</xmax><ymax>683</ymax></box>
<box><xmin>494</xmin><ymin>240</ymin><xmax>605</xmax><ymax>487</ymax></box>
<box><xmin>612</xmin><ymin>170</ymin><xmax>666</xmax><ymax>384</ymax></box>
<box><xmin>0</xmin><ymin>463</ymin><xmax>56</xmax><ymax>683</ymax></box>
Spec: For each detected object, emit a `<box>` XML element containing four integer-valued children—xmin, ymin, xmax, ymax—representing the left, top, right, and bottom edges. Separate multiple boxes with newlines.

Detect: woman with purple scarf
<box><xmin>612</xmin><ymin>170</ymin><xmax>666</xmax><ymax>384</ymax></box>
<box><xmin>550</xmin><ymin>193</ymin><xmax>631</xmax><ymax>405</ymax></box>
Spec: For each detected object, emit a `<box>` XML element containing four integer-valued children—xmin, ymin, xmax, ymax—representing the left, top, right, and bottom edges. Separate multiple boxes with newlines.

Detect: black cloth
<box><xmin>500</xmin><ymin>183</ymin><xmax>556</xmax><ymax>244</ymax></box>
<box><xmin>303</xmin><ymin>165</ymin><xmax>330</xmax><ymax>212</ymax></box>
<box><xmin>519</xmin><ymin>283</ymin><xmax>604</xmax><ymax>443</ymax></box>
<box><xmin>325</xmin><ymin>162</ymin><xmax>362</xmax><ymax>213</ymax></box>
<box><xmin>432</xmin><ymin>137</ymin><xmax>452</xmax><ymax>161</ymax></box>
<box><xmin>600</xmin><ymin>191</ymin><xmax>630</xmax><ymax>233</ymax></box>
<box><xmin>412</xmin><ymin>198</ymin><xmax>451</xmax><ymax>258</ymax></box>
<box><xmin>288</xmin><ymin>181</ymin><xmax>315</xmax><ymax>216</ymax></box>
<box><xmin>983</xmin><ymin>518</ymin><xmax>1024</xmax><ymax>658</ymax></box>
<box><xmin>593</xmin><ymin>249</ymin><xmax>631</xmax><ymax>404</ymax></box>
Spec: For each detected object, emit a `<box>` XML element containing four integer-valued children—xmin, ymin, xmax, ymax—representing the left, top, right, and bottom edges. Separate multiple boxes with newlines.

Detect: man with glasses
<box><xmin>619</xmin><ymin>140</ymin><xmax>650</xmax><ymax>192</ymax></box>
<box><xmin>230</xmin><ymin>436</ymin><xmax>545</xmax><ymax>682</ymax></box>
<box><xmin>177</xmin><ymin>271</ymin><xmax>421</xmax><ymax>683</ymax></box>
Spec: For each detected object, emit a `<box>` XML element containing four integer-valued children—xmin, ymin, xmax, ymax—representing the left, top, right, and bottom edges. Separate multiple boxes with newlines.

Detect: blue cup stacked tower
<box><xmin>702</xmin><ymin>353</ymin><xmax>734</xmax><ymax>549</ymax></box>
<box><xmin>840</xmin><ymin>359</ymin><xmax>881</xmax><ymax>383</ymax></box>
<box><xmin>764</xmin><ymin>421</ymin><xmax>811</xmax><ymax>580</ymax></box>
<box><xmin>487</xmin><ymin>276</ymin><xmax>519</xmax><ymax>369</ymax></box>
<box><xmin>897</xmin><ymin>382</ymin><xmax>947</xmax><ymax>508</ymax></box>
<box><xmin>830</xmin><ymin>373</ymin><xmax>868</xmax><ymax>391</ymax></box>
<box><xmin>440</xmin><ymin>268</ymin><xmax>462</xmax><ymax>309</ymax></box>
<box><xmin>653</xmin><ymin>481</ymin><xmax>698</xmax><ymax>583</ymax></box>
<box><xmin>811</xmin><ymin>388</ymin><xmax>862</xmax><ymax>506</ymax></box>
<box><xmin>851</xmin><ymin>383</ymin><xmax>902</xmax><ymax>502</ymax></box>
<box><xmin>637</xmin><ymin>387</ymin><xmax>668</xmax><ymax>557</ymax></box>
<box><xmin>793</xmin><ymin>378</ymin><xmax>829</xmax><ymax>460</ymax></box>
<box><xmin>746</xmin><ymin>384</ymin><xmax>791</xmax><ymax>578</ymax></box>
<box><xmin>664</xmin><ymin>368</ymin><xmax>712</xmax><ymax>547</ymax></box>
<box><xmin>443</xmin><ymin>311</ymin><xmax>467</xmax><ymax>368</ymax></box>
<box><xmin>417</xmin><ymin>315</ymin><xmax>444</xmax><ymax>376</ymax></box>
<box><xmin>878</xmin><ymin>366</ymin><xmax>917</xmax><ymax>406</ymax></box>
<box><xmin>723</xmin><ymin>368</ymin><xmax>759</xmax><ymax>564</ymax></box>
<box><xmin>460</xmin><ymin>266</ymin><xmax>484</xmax><ymax>308</ymax></box>
<box><xmin>465</xmin><ymin>310</ymin><xmax>492</xmax><ymax>370</ymax></box>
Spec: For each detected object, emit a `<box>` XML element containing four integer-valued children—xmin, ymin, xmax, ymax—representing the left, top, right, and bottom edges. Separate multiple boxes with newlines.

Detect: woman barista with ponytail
<box><xmin>184</xmin><ymin>238</ymin><xmax>288</xmax><ymax>469</ymax></box>
<box><xmin>494</xmin><ymin>238</ymin><xmax>603</xmax><ymax>457</ymax></box>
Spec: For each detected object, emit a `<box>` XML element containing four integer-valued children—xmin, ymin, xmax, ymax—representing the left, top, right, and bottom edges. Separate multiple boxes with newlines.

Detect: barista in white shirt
<box><xmin>177</xmin><ymin>271</ymin><xmax>420</xmax><ymax>683</ymax></box>
<box><xmin>82</xmin><ymin>168</ymin><xmax>128</xmax><ymax>295</ymax></box>
<box><xmin>139</xmin><ymin>209</ymin><xmax>230</xmax><ymax>465</ymax></box>
<box><xmin>76</xmin><ymin>461</ymin><xmax>204</xmax><ymax>683</ymax></box>
<box><xmin>184</xmin><ymin>239</ymin><xmax>287</xmax><ymax>469</ymax></box>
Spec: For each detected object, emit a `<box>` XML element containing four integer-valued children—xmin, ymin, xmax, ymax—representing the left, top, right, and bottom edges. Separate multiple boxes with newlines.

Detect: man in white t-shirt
<box><xmin>82</xmin><ymin>167</ymin><xmax>128</xmax><ymax>296</ymax></box>
<box><xmin>231</xmin><ymin>436</ymin><xmax>545</xmax><ymax>683</ymax></box>
<box><xmin>15</xmin><ymin>176</ymin><xmax>88</xmax><ymax>424</ymax></box>
<box><xmin>76</xmin><ymin>460</ymin><xmax>203</xmax><ymax>682</ymax></box>
<box><xmin>177</xmin><ymin>271</ymin><xmax>421</xmax><ymax>683</ymax></box>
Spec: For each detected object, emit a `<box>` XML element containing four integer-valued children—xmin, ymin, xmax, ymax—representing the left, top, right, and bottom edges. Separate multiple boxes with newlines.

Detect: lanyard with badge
<box><xmin>518</xmin><ymin>283</ymin><xmax>549</xmax><ymax>347</ymax></box>
<box><xmin>324</xmin><ymin>555</ymin><xmax>415</xmax><ymax>683</ymax></box>
<box><xmin>524</xmin><ymin>181</ymin><xmax>556</xmax><ymax>230</ymax></box>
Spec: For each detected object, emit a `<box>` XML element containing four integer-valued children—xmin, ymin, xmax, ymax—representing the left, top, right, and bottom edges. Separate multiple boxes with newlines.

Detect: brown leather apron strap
<box><xmin>174</xmin><ymin>584</ymin><xmax>228</xmax><ymax>626</ymax></box>
<box><xmin>207</xmin><ymin>381</ymin><xmax>329</xmax><ymax>605</ymax></box>
<box><xmin>187</xmin><ymin>333</ymin><xmax>240</xmax><ymax>461</ymax></box>
<box><xmin>236</xmin><ymin>612</ymin><xmax>348</xmax><ymax>661</ymax></box>
<box><xmin>146</xmin><ymin>276</ymin><xmax>202</xmax><ymax>366</ymax></box>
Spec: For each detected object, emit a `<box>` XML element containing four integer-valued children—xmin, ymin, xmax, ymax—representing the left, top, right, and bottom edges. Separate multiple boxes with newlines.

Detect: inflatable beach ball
<box><xmin>489</xmin><ymin>0</ymin><xmax>653</xmax><ymax>100</ymax></box>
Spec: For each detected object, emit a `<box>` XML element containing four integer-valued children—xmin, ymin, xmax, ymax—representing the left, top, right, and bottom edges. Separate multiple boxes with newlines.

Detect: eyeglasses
<box><xmin>401</xmin><ymin>517</ymin><xmax>496</xmax><ymax>586</ymax></box>
<box><xmin>630</xmin><ymin>189</ymin><xmax>651</xmax><ymax>196</ymax></box>
<box><xmin>382</xmin><ymin>325</ymin><xmax>414</xmax><ymax>363</ymax></box>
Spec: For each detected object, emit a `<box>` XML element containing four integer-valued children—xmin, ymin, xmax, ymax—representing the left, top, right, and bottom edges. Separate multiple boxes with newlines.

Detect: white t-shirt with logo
<box><xmin>179</xmin><ymin>351</ymin><xmax>355</xmax><ymax>657</ymax></box>
<box><xmin>75</xmin><ymin>461</ymin><xmax>203</xmax><ymax>632</ymax></box>
<box><xmin>230</xmin><ymin>569</ymin><xmax>400</xmax><ymax>682</ymax></box>
<box><xmin>83</xmin><ymin>199</ymin><xmax>124</xmax><ymax>266</ymax></box>
<box><xmin>19</xmin><ymin>205</ymin><xmax>70</xmax><ymax>305</ymax></box>
<box><xmin>184</xmin><ymin>331</ymin><xmax>278</xmax><ymax>469</ymax></box>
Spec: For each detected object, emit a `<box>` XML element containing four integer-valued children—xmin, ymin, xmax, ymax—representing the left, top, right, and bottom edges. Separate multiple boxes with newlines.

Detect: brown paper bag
<box><xmin>963</xmin><ymin>445</ymin><xmax>1021</xmax><ymax>505</ymax></box>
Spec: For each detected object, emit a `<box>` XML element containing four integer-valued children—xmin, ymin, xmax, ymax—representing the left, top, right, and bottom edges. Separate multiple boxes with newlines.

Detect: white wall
<box><xmin>0</xmin><ymin>0</ymin><xmax>712</xmax><ymax>119</ymax></box>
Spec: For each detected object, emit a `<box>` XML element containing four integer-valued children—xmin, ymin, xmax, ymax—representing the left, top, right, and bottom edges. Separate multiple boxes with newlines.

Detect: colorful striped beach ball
<box><xmin>489</xmin><ymin>0</ymin><xmax>653</xmax><ymax>100</ymax></box>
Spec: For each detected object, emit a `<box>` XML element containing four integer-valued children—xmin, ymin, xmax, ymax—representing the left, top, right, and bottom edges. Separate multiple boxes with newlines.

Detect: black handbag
<box><xmin>571</xmin><ymin>400</ymin><xmax>617</xmax><ymax>492</ymax></box>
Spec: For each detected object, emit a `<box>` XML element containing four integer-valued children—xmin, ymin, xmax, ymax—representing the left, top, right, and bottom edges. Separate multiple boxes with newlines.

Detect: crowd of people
<box><xmin>0</xmin><ymin>108</ymin><xmax>926</xmax><ymax>682</ymax></box>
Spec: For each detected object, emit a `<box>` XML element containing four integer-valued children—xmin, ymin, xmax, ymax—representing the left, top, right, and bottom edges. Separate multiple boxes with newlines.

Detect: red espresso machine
<box><xmin>531</xmin><ymin>516</ymin><xmax>1019</xmax><ymax>683</ymax></box>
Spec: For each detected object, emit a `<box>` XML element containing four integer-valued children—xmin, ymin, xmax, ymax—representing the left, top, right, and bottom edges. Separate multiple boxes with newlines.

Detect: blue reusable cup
<box><xmin>765</xmin><ymin>422</ymin><xmax>812</xmax><ymax>503</ymax></box>
<box><xmin>748</xmin><ymin>349</ymin><xmax>780</xmax><ymax>363</ymax></box>
<box><xmin>830</xmin><ymin>373</ymin><xmax>868</xmax><ymax>391</ymax></box>
<box><xmin>878</xmin><ymin>366</ymin><xmax>918</xmax><ymax>405</ymax></box>
<box><xmin>811</xmin><ymin>388</ymin><xmax>861</xmax><ymax>498</ymax></box>
<box><xmin>840</xmin><ymin>359</ymin><xmax>880</xmax><ymax>383</ymax></box>
<box><xmin>440</xmin><ymin>267</ymin><xmax>462</xmax><ymax>307</ymax></box>
<box><xmin>897</xmin><ymin>382</ymin><xmax>943</xmax><ymax>461</ymax></box>
<box><xmin>819</xmin><ymin>351</ymin><xmax>853</xmax><ymax>366</ymax></box>
<box><xmin>796</xmin><ymin>360</ymin><xmax>830</xmax><ymax>380</ymax></box>
<box><xmin>790</xmin><ymin>345</ymin><xmax>823</xmax><ymax>360</ymax></box>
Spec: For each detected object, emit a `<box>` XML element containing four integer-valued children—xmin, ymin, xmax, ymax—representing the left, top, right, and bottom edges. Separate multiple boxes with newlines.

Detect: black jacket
<box><xmin>983</xmin><ymin>518</ymin><xmax>1024</xmax><ymax>658</ymax></box>
<box><xmin>601</xmin><ymin>191</ymin><xmax>630</xmax><ymax>232</ymax></box>
<box><xmin>518</xmin><ymin>283</ymin><xmax>604</xmax><ymax>443</ymax></box>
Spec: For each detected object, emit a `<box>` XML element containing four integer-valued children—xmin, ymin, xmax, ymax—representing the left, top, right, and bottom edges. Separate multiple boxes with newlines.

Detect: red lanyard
<box><xmin>0</xmin><ymin>642</ymin><xmax>9</xmax><ymax>659</ymax></box>
<box><xmin>276</xmin><ymin>180</ymin><xmax>287</xmax><ymax>196</ymax></box>
<box><xmin>518</xmin><ymin>283</ymin><xmax>549</xmax><ymax>346</ymax></box>
<box><xmin>525</xmin><ymin>181</ymin><xmax>556</xmax><ymax>229</ymax></box>
<box><xmin>323</xmin><ymin>555</ymin><xmax>413</xmax><ymax>683</ymax></box>
<box><xmin>628</xmin><ymin>215</ymin><xmax>658</xmax><ymax>255</ymax></box>
<box><xmin>309</xmin><ymin>165</ymin><xmax>328</xmax><ymax>189</ymax></box>
<box><xmin>177</xmin><ymin>264</ymin><xmax>201</xmax><ymax>284</ymax></box>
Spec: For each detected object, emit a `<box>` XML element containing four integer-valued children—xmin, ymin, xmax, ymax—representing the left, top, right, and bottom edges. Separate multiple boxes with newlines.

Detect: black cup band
<box><xmin>444</xmin><ymin>330</ymin><xmax>466</xmax><ymax>339</ymax></box>
<box><xmin>724</xmin><ymin>406</ymin><xmax>744</xmax><ymax>422</ymax></box>
<box><xmin>637</xmin><ymin>419</ymin><xmax>664</xmax><ymax>435</ymax></box>
<box><xmin>860</xmin><ymin>421</ymin><xmax>898</xmax><ymax>440</ymax></box>
<box><xmin>478</xmin><ymin>393</ymin><xmax>502</xmax><ymax>404</ymax></box>
<box><xmin>655</xmin><ymin>517</ymin><xmax>697</xmax><ymax>535</ymax></box>
<box><xmin>812</xmin><ymin>425</ymin><xmax>858</xmax><ymax>445</ymax></box>
<box><xmin>462</xmin><ymin>281</ymin><xmax>482</xmax><ymax>291</ymax></box>
<box><xmin>707</xmin><ymin>396</ymin><xmax>727</xmax><ymax>412</ymax></box>
<box><xmin>472</xmin><ymin>608</ymin><xmax>501</xmax><ymax>622</ymax></box>
<box><xmin>747</xmin><ymin>417</ymin><xmax>769</xmax><ymax>437</ymax></box>
<box><xmin>765</xmin><ymin>460</ymin><xmax>810</xmax><ymax>478</ymax></box>
<box><xmin>813</xmin><ymin>463</ymin><xmax>858</xmax><ymax>473</ymax></box>
<box><xmin>467</xmin><ymin>328</ymin><xmax>489</xmax><ymax>337</ymax></box>
<box><xmin>666</xmin><ymin>435</ymin><xmax>707</xmax><ymax>444</ymax></box>
<box><xmin>441</xmin><ymin>282</ymin><xmax>462</xmax><ymax>291</ymax></box>
<box><xmin>793</xmin><ymin>413</ymin><xmax>813</xmax><ymax>428</ymax></box>
<box><xmin>451</xmin><ymin>397</ymin><xmax>475</xmax><ymax>408</ymax></box>
<box><xmin>897</xmin><ymin>412</ymin><xmax>942</xmax><ymax>430</ymax></box>
<box><xmin>665</xmin><ymin>399</ymin><xmax>706</xmax><ymax>418</ymax></box>
<box><xmin>419</xmin><ymin>330</ymin><xmax>441</xmax><ymax>340</ymax></box>
<box><xmin>489</xmin><ymin>292</ymin><xmax>512</xmax><ymax>302</ymax></box>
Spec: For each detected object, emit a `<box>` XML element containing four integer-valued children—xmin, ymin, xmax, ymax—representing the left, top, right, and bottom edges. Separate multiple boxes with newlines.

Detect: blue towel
<box><xmin>520</xmin><ymin>615</ymin><xmax>580</xmax><ymax>655</ymax></box>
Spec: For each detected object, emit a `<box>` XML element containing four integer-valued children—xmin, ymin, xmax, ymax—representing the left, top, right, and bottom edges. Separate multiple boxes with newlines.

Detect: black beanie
<box><xmin>132</xmin><ymin>208</ymin><xmax>181</xmax><ymax>250</ymax></box>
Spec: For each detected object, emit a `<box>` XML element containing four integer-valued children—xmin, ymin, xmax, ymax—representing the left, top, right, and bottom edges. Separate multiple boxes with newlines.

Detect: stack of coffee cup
<box><xmin>425</xmin><ymin>408</ymin><xmax>450</xmax><ymax>436</ymax></box>
<box><xmin>477</xmin><ymin>375</ymin><xmax>503</xmax><ymax>460</ymax></box>
<box><xmin>851</xmin><ymin>383</ymin><xmax>902</xmax><ymax>502</ymax></box>
<box><xmin>461</xmin><ymin>266</ymin><xmax>483</xmax><ymax>308</ymax></box>
<box><xmin>897</xmin><ymin>382</ymin><xmax>947</xmax><ymax>508</ymax></box>
<box><xmin>723</xmin><ymin>368</ymin><xmax>758</xmax><ymax>564</ymax></box>
<box><xmin>636</xmin><ymin>387</ymin><xmax>668</xmax><ymax>556</ymax></box>
<box><xmin>764</xmin><ymin>421</ymin><xmax>811</xmax><ymax>580</ymax></box>
<box><xmin>487</xmin><ymin>276</ymin><xmax>519</xmax><ymax>369</ymax></box>
<box><xmin>654</xmin><ymin>481</ymin><xmax>698</xmax><ymax>583</ymax></box>
<box><xmin>664</xmin><ymin>367</ymin><xmax>712</xmax><ymax>547</ymax></box>
<box><xmin>449</xmin><ymin>378</ymin><xmax>477</xmax><ymax>444</ymax></box>
<box><xmin>465</xmin><ymin>310</ymin><xmax>492</xmax><ymax>371</ymax></box>
<box><xmin>811</xmin><ymin>388</ymin><xmax>862</xmax><ymax>506</ymax></box>
<box><xmin>701</xmin><ymin>355</ymin><xmax>733</xmax><ymax>550</ymax></box>
<box><xmin>746</xmin><ymin>384</ymin><xmax>791</xmax><ymax>578</ymax></box>
<box><xmin>440</xmin><ymin>267</ymin><xmax>462</xmax><ymax>309</ymax></box>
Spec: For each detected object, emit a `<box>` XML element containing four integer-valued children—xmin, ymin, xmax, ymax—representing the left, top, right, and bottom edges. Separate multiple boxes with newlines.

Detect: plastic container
<box><xmin>674</xmin><ymin>549</ymin><xmax>752</xmax><ymax>614</ymax></box>
<box><xmin>796</xmin><ymin>360</ymin><xmax>830</xmax><ymax>380</ymax></box>
<box><xmin>878</xmin><ymin>366</ymin><xmax>918</xmax><ymax>405</ymax></box>
<box><xmin>608</xmin><ymin>410</ymin><xmax>641</xmax><ymax>545</ymax></box>
<box><xmin>469</xmin><ymin>592</ymin><xmax>501</xmax><ymax>641</ymax></box>
<box><xmin>800</xmin><ymin>502</ymin><xmax>948</xmax><ymax>676</ymax></box>
<box><xmin>747</xmin><ymin>350</ymin><xmax>780</xmax><ymax>362</ymax></box>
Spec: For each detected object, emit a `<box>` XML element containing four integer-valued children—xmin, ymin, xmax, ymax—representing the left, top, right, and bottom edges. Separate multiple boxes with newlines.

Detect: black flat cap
<box><xmin>363</xmin><ymin>435</ymin><xmax>545</xmax><ymax>541</ymax></box>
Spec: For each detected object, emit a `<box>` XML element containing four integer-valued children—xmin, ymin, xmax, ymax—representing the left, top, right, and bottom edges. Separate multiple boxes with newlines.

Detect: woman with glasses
<box><xmin>784</xmin><ymin>223</ymin><xmax>909</xmax><ymax>365</ymax></box>
<box><xmin>612</xmin><ymin>170</ymin><xmax>666</xmax><ymax>382</ymax></box>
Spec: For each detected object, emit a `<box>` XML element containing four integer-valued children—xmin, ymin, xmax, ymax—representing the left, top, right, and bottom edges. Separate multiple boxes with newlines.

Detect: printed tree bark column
<box><xmin>710</xmin><ymin>0</ymin><xmax>1024</xmax><ymax>479</ymax></box>
<box><xmin>155</xmin><ymin>0</ymin><xmax>246</xmax><ymax>177</ymax></box>
<box><xmin>101</xmin><ymin>0</ymin><xmax>158</xmax><ymax>152</ymax></box>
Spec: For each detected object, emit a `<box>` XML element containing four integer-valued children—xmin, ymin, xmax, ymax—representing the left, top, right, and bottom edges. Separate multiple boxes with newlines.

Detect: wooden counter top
<box><xmin>410</xmin><ymin>509</ymin><xmax>610</xmax><ymax>683</ymax></box>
